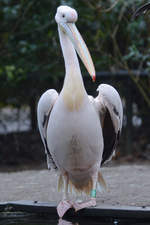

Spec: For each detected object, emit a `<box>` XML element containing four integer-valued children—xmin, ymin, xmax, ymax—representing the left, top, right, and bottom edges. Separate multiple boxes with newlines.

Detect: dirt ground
<box><xmin>0</xmin><ymin>163</ymin><xmax>150</xmax><ymax>207</ymax></box>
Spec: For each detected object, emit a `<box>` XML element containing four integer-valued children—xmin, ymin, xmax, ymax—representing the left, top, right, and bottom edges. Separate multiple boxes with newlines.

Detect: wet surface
<box><xmin>0</xmin><ymin>205</ymin><xmax>150</xmax><ymax>225</ymax></box>
<box><xmin>1</xmin><ymin>217</ymin><xmax>150</xmax><ymax>225</ymax></box>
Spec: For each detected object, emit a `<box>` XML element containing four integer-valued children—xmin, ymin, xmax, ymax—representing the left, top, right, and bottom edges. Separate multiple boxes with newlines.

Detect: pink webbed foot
<box><xmin>73</xmin><ymin>198</ymin><xmax>96</xmax><ymax>212</ymax></box>
<box><xmin>57</xmin><ymin>200</ymin><xmax>72</xmax><ymax>218</ymax></box>
<box><xmin>58</xmin><ymin>219</ymin><xmax>73</xmax><ymax>225</ymax></box>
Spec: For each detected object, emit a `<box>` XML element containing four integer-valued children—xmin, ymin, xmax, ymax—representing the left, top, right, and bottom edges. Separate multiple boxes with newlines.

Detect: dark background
<box><xmin>0</xmin><ymin>0</ymin><xmax>150</xmax><ymax>170</ymax></box>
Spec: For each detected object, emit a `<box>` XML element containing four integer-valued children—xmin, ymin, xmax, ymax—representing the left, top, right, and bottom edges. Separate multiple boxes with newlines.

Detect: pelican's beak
<box><xmin>60</xmin><ymin>23</ymin><xmax>96</xmax><ymax>82</ymax></box>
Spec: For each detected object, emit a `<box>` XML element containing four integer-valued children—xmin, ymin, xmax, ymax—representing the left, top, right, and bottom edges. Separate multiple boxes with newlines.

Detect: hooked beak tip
<box><xmin>92</xmin><ymin>74</ymin><xmax>96</xmax><ymax>82</ymax></box>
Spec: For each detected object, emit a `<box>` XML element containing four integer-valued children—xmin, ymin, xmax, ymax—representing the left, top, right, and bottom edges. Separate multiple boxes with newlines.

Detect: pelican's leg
<box><xmin>57</xmin><ymin>174</ymin><xmax>72</xmax><ymax>218</ymax></box>
<box><xmin>73</xmin><ymin>170</ymin><xmax>98</xmax><ymax>211</ymax></box>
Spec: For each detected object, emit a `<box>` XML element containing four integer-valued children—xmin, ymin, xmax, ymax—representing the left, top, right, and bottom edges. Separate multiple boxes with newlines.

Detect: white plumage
<box><xmin>37</xmin><ymin>5</ymin><xmax>123</xmax><ymax>217</ymax></box>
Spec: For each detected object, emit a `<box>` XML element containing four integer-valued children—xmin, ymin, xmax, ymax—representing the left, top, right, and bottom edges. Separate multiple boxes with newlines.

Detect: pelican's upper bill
<box><xmin>55</xmin><ymin>5</ymin><xmax>95</xmax><ymax>80</ymax></box>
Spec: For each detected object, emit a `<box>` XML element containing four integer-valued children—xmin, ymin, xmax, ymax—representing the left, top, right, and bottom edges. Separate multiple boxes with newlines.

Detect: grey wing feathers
<box><xmin>93</xmin><ymin>84</ymin><xmax>123</xmax><ymax>165</ymax></box>
<box><xmin>37</xmin><ymin>89</ymin><xmax>58</xmax><ymax>170</ymax></box>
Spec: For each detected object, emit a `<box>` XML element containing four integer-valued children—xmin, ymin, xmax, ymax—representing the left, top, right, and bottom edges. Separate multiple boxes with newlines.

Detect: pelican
<box><xmin>37</xmin><ymin>5</ymin><xmax>123</xmax><ymax>218</ymax></box>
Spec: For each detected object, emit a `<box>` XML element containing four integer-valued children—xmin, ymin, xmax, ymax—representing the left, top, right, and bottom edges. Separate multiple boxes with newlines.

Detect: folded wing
<box><xmin>37</xmin><ymin>89</ymin><xmax>58</xmax><ymax>169</ymax></box>
<box><xmin>89</xmin><ymin>84</ymin><xmax>123</xmax><ymax>165</ymax></box>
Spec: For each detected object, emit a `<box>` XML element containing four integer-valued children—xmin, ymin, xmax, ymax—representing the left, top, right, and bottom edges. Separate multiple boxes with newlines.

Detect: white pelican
<box><xmin>37</xmin><ymin>5</ymin><xmax>123</xmax><ymax>218</ymax></box>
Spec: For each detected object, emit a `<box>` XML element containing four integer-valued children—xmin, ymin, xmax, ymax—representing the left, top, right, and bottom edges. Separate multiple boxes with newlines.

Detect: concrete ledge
<box><xmin>0</xmin><ymin>201</ymin><xmax>150</xmax><ymax>220</ymax></box>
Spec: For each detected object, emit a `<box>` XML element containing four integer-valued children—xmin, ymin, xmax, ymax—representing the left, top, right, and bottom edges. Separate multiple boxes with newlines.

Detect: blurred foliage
<box><xmin>1</xmin><ymin>0</ymin><xmax>150</xmax><ymax>128</ymax></box>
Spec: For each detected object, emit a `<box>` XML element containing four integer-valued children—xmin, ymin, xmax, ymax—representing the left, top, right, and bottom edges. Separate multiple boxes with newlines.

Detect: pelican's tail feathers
<box><xmin>97</xmin><ymin>171</ymin><xmax>107</xmax><ymax>193</ymax></box>
<box><xmin>58</xmin><ymin>174</ymin><xmax>64</xmax><ymax>192</ymax></box>
<box><xmin>57</xmin><ymin>172</ymin><xmax>107</xmax><ymax>196</ymax></box>
<box><xmin>57</xmin><ymin>174</ymin><xmax>93</xmax><ymax>195</ymax></box>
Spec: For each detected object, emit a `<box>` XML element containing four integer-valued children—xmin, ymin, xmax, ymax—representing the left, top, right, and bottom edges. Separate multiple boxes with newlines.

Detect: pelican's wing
<box><xmin>89</xmin><ymin>84</ymin><xmax>123</xmax><ymax>165</ymax></box>
<box><xmin>37</xmin><ymin>89</ymin><xmax>58</xmax><ymax>170</ymax></box>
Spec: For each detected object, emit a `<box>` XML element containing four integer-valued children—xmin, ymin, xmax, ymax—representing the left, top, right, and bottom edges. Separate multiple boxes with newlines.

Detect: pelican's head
<box><xmin>55</xmin><ymin>6</ymin><xmax>78</xmax><ymax>24</ymax></box>
<box><xmin>55</xmin><ymin>6</ymin><xmax>96</xmax><ymax>82</ymax></box>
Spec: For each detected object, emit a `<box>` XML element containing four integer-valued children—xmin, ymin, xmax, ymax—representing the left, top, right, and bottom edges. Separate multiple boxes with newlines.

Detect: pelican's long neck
<box><xmin>58</xmin><ymin>25</ymin><xmax>86</xmax><ymax>110</ymax></box>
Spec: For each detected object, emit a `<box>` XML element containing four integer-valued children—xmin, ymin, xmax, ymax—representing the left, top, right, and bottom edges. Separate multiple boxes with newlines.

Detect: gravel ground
<box><xmin>0</xmin><ymin>164</ymin><xmax>150</xmax><ymax>207</ymax></box>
